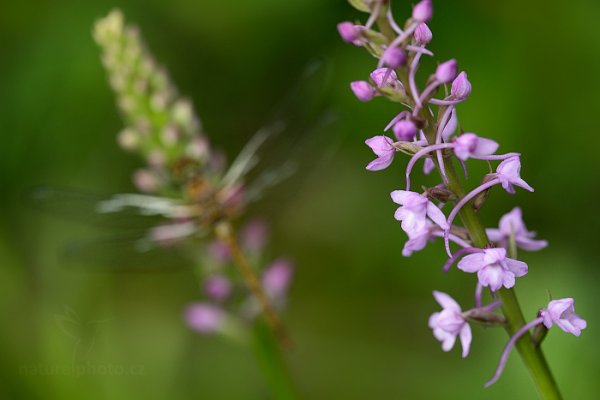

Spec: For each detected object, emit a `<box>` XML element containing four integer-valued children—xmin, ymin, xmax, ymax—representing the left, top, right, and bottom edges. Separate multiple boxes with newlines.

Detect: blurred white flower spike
<box><xmin>93</xmin><ymin>9</ymin><xmax>313</xmax><ymax>348</ymax></box>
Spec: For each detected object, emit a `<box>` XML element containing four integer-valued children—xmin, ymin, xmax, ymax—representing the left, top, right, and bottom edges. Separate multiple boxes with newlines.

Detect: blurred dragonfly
<box><xmin>37</xmin><ymin>8</ymin><xmax>338</xmax><ymax>346</ymax></box>
<box><xmin>26</xmin><ymin>63</ymin><xmax>335</xmax><ymax>273</ymax></box>
<box><xmin>54</xmin><ymin>305</ymin><xmax>112</xmax><ymax>366</ymax></box>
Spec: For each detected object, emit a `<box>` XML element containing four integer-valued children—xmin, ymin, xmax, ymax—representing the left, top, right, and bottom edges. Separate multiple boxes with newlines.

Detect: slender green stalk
<box><xmin>374</xmin><ymin>15</ymin><xmax>562</xmax><ymax>400</ymax></box>
<box><xmin>252</xmin><ymin>321</ymin><xmax>297</xmax><ymax>400</ymax></box>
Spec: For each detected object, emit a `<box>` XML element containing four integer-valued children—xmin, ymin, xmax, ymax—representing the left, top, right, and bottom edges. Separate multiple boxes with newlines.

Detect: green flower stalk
<box><xmin>93</xmin><ymin>9</ymin><xmax>292</xmax><ymax>354</ymax></box>
<box><xmin>337</xmin><ymin>1</ymin><xmax>587</xmax><ymax>398</ymax></box>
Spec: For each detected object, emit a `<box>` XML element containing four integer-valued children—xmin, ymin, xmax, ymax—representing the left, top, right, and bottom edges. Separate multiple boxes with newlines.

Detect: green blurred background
<box><xmin>1</xmin><ymin>0</ymin><xmax>599</xmax><ymax>398</ymax></box>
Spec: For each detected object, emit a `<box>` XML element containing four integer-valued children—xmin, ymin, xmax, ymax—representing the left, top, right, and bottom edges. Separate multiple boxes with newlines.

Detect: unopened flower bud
<box><xmin>435</xmin><ymin>59</ymin><xmax>458</xmax><ymax>83</ymax></box>
<box><xmin>414</xmin><ymin>23</ymin><xmax>433</xmax><ymax>46</ymax></box>
<box><xmin>382</xmin><ymin>47</ymin><xmax>406</xmax><ymax>68</ymax></box>
<box><xmin>133</xmin><ymin>169</ymin><xmax>159</xmax><ymax>193</ymax></box>
<box><xmin>369</xmin><ymin>68</ymin><xmax>399</xmax><ymax>87</ymax></box>
<box><xmin>425</xmin><ymin>185</ymin><xmax>457</xmax><ymax>203</ymax></box>
<box><xmin>204</xmin><ymin>275</ymin><xmax>232</xmax><ymax>302</ymax></box>
<box><xmin>412</xmin><ymin>0</ymin><xmax>433</xmax><ymax>22</ymax></box>
<box><xmin>464</xmin><ymin>309</ymin><xmax>506</xmax><ymax>326</ymax></box>
<box><xmin>185</xmin><ymin>303</ymin><xmax>225</xmax><ymax>334</ymax></box>
<box><xmin>186</xmin><ymin>136</ymin><xmax>210</xmax><ymax>161</ymax></box>
<box><xmin>473</xmin><ymin>174</ymin><xmax>496</xmax><ymax>211</ymax></box>
<box><xmin>117</xmin><ymin>128</ymin><xmax>139</xmax><ymax>150</ymax></box>
<box><xmin>241</xmin><ymin>219</ymin><xmax>269</xmax><ymax>252</ymax></box>
<box><xmin>147</xmin><ymin>150</ymin><xmax>165</xmax><ymax>167</ymax></box>
<box><xmin>350</xmin><ymin>81</ymin><xmax>376</xmax><ymax>102</ymax></box>
<box><xmin>337</xmin><ymin>22</ymin><xmax>361</xmax><ymax>45</ymax></box>
<box><xmin>392</xmin><ymin>119</ymin><xmax>417</xmax><ymax>141</ymax></box>
<box><xmin>451</xmin><ymin>71</ymin><xmax>472</xmax><ymax>100</ymax></box>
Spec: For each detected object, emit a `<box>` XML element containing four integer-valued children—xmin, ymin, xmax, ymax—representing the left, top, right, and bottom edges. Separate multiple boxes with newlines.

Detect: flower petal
<box><xmin>516</xmin><ymin>237</ymin><xmax>548</xmax><ymax>251</ymax></box>
<box><xmin>433</xmin><ymin>291</ymin><xmax>461</xmax><ymax>312</ymax></box>
<box><xmin>514</xmin><ymin>178</ymin><xmax>534</xmax><ymax>192</ymax></box>
<box><xmin>486</xmin><ymin>228</ymin><xmax>503</xmax><ymax>242</ymax></box>
<box><xmin>459</xmin><ymin>323</ymin><xmax>472</xmax><ymax>358</ymax></box>
<box><xmin>478</xmin><ymin>265</ymin><xmax>503</xmax><ymax>291</ymax></box>
<box><xmin>423</xmin><ymin>158</ymin><xmax>436</xmax><ymax>174</ymax></box>
<box><xmin>366</xmin><ymin>154</ymin><xmax>394</xmax><ymax>171</ymax></box>
<box><xmin>457</xmin><ymin>253</ymin><xmax>486</xmax><ymax>273</ymax></box>
<box><xmin>442</xmin><ymin>334</ymin><xmax>457</xmax><ymax>352</ymax></box>
<box><xmin>365</xmin><ymin>135</ymin><xmax>394</xmax><ymax>156</ymax></box>
<box><xmin>504</xmin><ymin>258</ymin><xmax>528</xmax><ymax>277</ymax></box>
<box><xmin>502</xmin><ymin>271</ymin><xmax>515</xmax><ymax>288</ymax></box>
<box><xmin>426</xmin><ymin>201</ymin><xmax>449</xmax><ymax>229</ymax></box>
<box><xmin>474</xmin><ymin>137</ymin><xmax>499</xmax><ymax>156</ymax></box>
<box><xmin>498</xmin><ymin>207</ymin><xmax>524</xmax><ymax>236</ymax></box>
<box><xmin>442</xmin><ymin>108</ymin><xmax>457</xmax><ymax>141</ymax></box>
<box><xmin>390</xmin><ymin>190</ymin><xmax>411</xmax><ymax>205</ymax></box>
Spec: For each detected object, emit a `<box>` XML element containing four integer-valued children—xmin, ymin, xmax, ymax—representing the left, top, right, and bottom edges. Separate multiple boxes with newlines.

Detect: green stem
<box><xmin>252</xmin><ymin>320</ymin><xmax>297</xmax><ymax>400</ymax></box>
<box><xmin>373</xmin><ymin>14</ymin><xmax>562</xmax><ymax>400</ymax></box>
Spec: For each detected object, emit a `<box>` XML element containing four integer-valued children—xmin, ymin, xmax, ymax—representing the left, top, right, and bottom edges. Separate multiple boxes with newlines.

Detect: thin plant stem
<box><xmin>215</xmin><ymin>221</ymin><xmax>291</xmax><ymax>349</ymax></box>
<box><xmin>252</xmin><ymin>320</ymin><xmax>297</xmax><ymax>400</ymax></box>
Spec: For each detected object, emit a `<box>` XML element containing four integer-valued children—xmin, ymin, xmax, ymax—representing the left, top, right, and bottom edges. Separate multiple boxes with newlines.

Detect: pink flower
<box><xmin>486</xmin><ymin>207</ymin><xmax>548</xmax><ymax>251</ymax></box>
<box><xmin>185</xmin><ymin>303</ymin><xmax>225</xmax><ymax>334</ymax></box>
<box><xmin>453</xmin><ymin>133</ymin><xmax>499</xmax><ymax>161</ymax></box>
<box><xmin>428</xmin><ymin>291</ymin><xmax>472</xmax><ymax>357</ymax></box>
<box><xmin>204</xmin><ymin>275</ymin><xmax>232</xmax><ymax>302</ymax></box>
<box><xmin>496</xmin><ymin>156</ymin><xmax>534</xmax><ymax>194</ymax></box>
<box><xmin>262</xmin><ymin>259</ymin><xmax>294</xmax><ymax>301</ymax></box>
<box><xmin>365</xmin><ymin>135</ymin><xmax>396</xmax><ymax>171</ymax></box>
<box><xmin>457</xmin><ymin>248</ymin><xmax>528</xmax><ymax>291</ymax></box>
<box><xmin>208</xmin><ymin>240</ymin><xmax>231</xmax><ymax>263</ymax></box>
<box><xmin>241</xmin><ymin>218</ymin><xmax>269</xmax><ymax>252</ymax></box>
<box><xmin>540</xmin><ymin>298</ymin><xmax>587</xmax><ymax>336</ymax></box>
<box><xmin>390</xmin><ymin>190</ymin><xmax>449</xmax><ymax>236</ymax></box>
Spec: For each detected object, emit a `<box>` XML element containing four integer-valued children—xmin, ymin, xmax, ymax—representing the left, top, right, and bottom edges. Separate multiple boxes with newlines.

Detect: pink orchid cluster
<box><xmin>185</xmin><ymin>219</ymin><xmax>294</xmax><ymax>338</ymax></box>
<box><xmin>338</xmin><ymin>0</ymin><xmax>586</xmax><ymax>389</ymax></box>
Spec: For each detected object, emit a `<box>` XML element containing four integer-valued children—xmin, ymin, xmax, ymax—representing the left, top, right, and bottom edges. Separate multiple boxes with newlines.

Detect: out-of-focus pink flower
<box><xmin>185</xmin><ymin>303</ymin><xmax>225</xmax><ymax>334</ymax></box>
